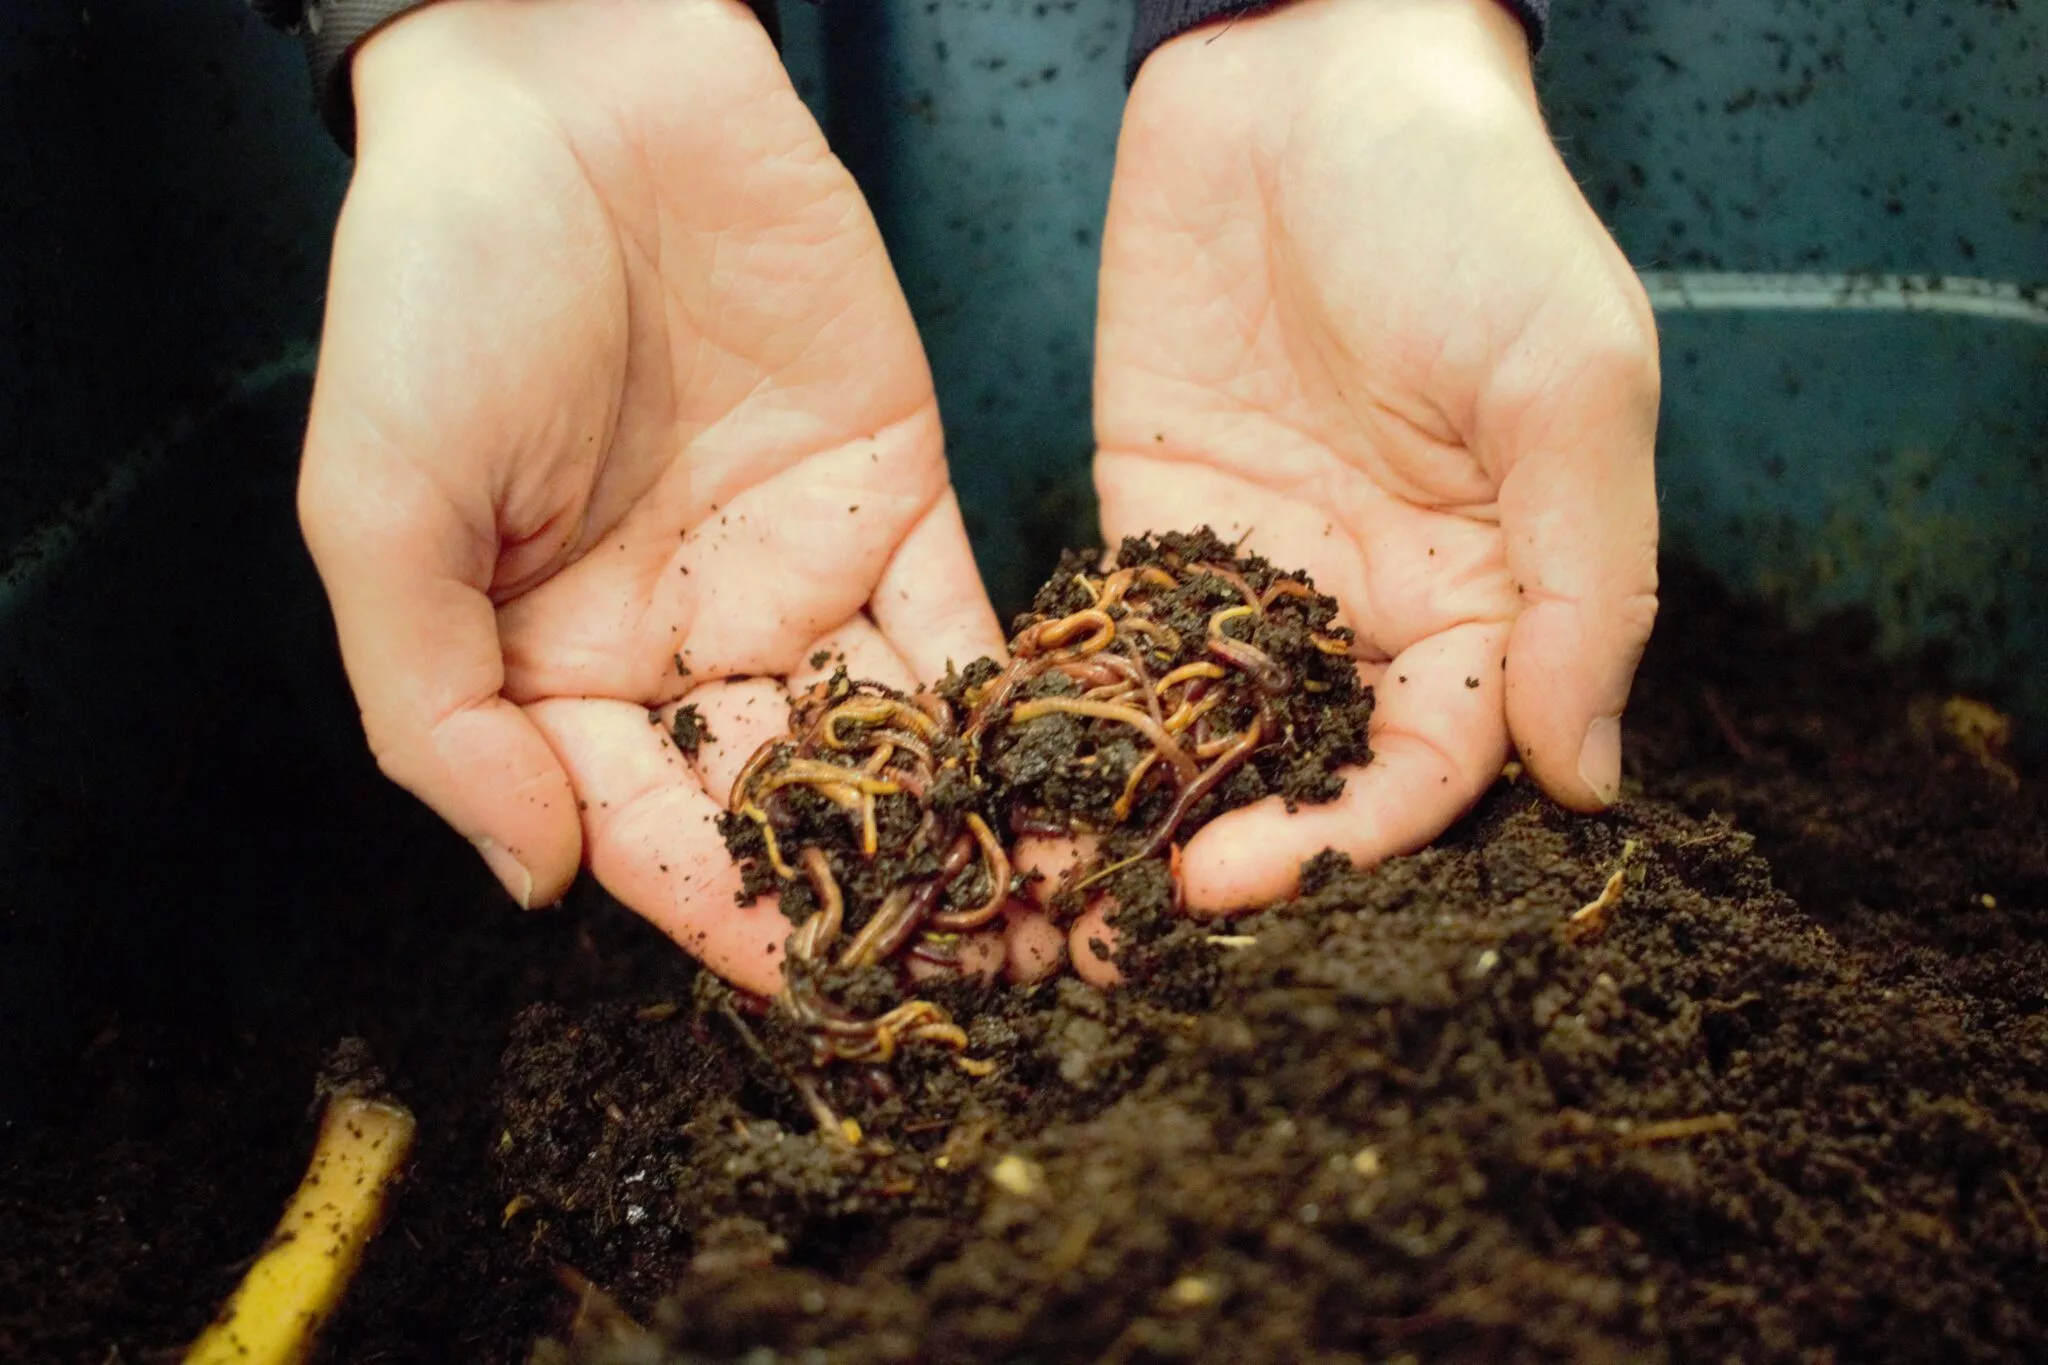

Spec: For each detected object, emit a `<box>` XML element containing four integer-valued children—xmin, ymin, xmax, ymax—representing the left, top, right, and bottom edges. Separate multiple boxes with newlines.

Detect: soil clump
<box><xmin>709</xmin><ymin>528</ymin><xmax>1367</xmax><ymax>1096</ymax></box>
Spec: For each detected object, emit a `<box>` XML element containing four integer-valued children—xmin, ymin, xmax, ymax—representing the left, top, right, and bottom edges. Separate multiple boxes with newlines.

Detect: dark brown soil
<box><xmin>2</xmin><ymin>561</ymin><xmax>2043</xmax><ymax>1363</ymax></box>
<box><xmin>708</xmin><ymin>528</ymin><xmax>1369</xmax><ymax>1097</ymax></box>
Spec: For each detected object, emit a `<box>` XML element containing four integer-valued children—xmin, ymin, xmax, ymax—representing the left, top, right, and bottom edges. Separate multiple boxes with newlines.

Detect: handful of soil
<box><xmin>712</xmin><ymin>529</ymin><xmax>1372</xmax><ymax>1082</ymax></box>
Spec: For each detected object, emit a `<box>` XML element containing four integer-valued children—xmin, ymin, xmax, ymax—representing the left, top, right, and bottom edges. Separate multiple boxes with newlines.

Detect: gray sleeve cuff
<box><xmin>296</xmin><ymin>0</ymin><xmax>439</xmax><ymax>154</ymax></box>
<box><xmin>288</xmin><ymin>0</ymin><xmax>781</xmax><ymax>157</ymax></box>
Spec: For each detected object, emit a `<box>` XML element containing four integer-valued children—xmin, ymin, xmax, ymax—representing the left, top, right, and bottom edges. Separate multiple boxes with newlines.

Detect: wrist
<box><xmin>299</xmin><ymin>0</ymin><xmax>456</xmax><ymax>151</ymax></box>
<box><xmin>1133</xmin><ymin>0</ymin><xmax>1542</xmax><ymax>86</ymax></box>
<box><xmin>337</xmin><ymin>0</ymin><xmax>775</xmax><ymax>154</ymax></box>
<box><xmin>1143</xmin><ymin>0</ymin><xmax>1540</xmax><ymax>135</ymax></box>
<box><xmin>1321</xmin><ymin>0</ymin><xmax>1540</xmax><ymax>121</ymax></box>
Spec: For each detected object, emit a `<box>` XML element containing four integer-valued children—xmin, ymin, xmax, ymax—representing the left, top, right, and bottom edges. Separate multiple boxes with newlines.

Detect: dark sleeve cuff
<box><xmin>1128</xmin><ymin>0</ymin><xmax>1549</xmax><ymax>83</ymax></box>
<box><xmin>302</xmin><ymin>0</ymin><xmax>439</xmax><ymax>154</ymax></box>
<box><xmin>247</xmin><ymin>0</ymin><xmax>442</xmax><ymax>153</ymax></box>
<box><xmin>255</xmin><ymin>0</ymin><xmax>782</xmax><ymax>157</ymax></box>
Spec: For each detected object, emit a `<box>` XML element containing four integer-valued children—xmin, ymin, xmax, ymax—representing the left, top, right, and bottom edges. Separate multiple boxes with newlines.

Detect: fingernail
<box><xmin>474</xmin><ymin>836</ymin><xmax>534</xmax><ymax>910</ymax></box>
<box><xmin>1577</xmin><ymin>715</ymin><xmax>1623</xmax><ymax>806</ymax></box>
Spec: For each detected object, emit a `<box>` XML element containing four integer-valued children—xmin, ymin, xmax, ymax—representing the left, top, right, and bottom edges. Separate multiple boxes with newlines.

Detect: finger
<box><xmin>1014</xmin><ymin>835</ymin><xmax>1121</xmax><ymax>986</ymax></box>
<box><xmin>870</xmin><ymin>488</ymin><xmax>1009</xmax><ymax>681</ymax></box>
<box><xmin>656</xmin><ymin>678</ymin><xmax>789</xmax><ymax>809</ymax></box>
<box><xmin>1003</xmin><ymin>903</ymin><xmax>1069</xmax><ymax>984</ymax></box>
<box><xmin>1181</xmin><ymin>620</ymin><xmax>1511</xmax><ymax>911</ymax></box>
<box><xmin>526</xmin><ymin>697</ymin><xmax>789</xmax><ymax>996</ymax></box>
<box><xmin>906</xmin><ymin>930</ymin><xmax>1006</xmax><ymax>985</ymax></box>
<box><xmin>1013</xmin><ymin>834</ymin><xmax>1099</xmax><ymax>908</ymax></box>
<box><xmin>785</xmin><ymin>615</ymin><xmax>918</xmax><ymax>695</ymax></box>
<box><xmin>1492</xmin><ymin>288</ymin><xmax>1661</xmax><ymax>810</ymax></box>
<box><xmin>1068</xmin><ymin>903</ymin><xmax>1123</xmax><ymax>989</ymax></box>
<box><xmin>298</xmin><ymin>430</ymin><xmax>581</xmax><ymax>910</ymax></box>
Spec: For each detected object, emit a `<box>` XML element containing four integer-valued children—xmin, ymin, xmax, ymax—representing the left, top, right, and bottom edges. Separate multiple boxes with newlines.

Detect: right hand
<box><xmin>1012</xmin><ymin>0</ymin><xmax>1661</xmax><ymax>983</ymax></box>
<box><xmin>297</xmin><ymin>0</ymin><xmax>1005</xmax><ymax>995</ymax></box>
<box><xmin>1087</xmin><ymin>0</ymin><xmax>1660</xmax><ymax>916</ymax></box>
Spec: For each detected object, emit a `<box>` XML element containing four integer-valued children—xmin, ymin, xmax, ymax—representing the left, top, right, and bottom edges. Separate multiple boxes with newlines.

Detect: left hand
<box><xmin>1079</xmin><ymin>0</ymin><xmax>1661</xmax><ymax>918</ymax></box>
<box><xmin>296</xmin><ymin>0</ymin><xmax>1004</xmax><ymax>994</ymax></box>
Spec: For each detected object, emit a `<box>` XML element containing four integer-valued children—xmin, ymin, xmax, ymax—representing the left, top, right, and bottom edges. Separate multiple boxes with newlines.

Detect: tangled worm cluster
<box><xmin>718</xmin><ymin>532</ymin><xmax>1372</xmax><ymax>1082</ymax></box>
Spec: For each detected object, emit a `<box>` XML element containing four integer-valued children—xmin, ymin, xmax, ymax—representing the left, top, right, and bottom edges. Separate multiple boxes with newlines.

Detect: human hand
<box><xmin>1053</xmin><ymin>0</ymin><xmax>1660</xmax><ymax>931</ymax></box>
<box><xmin>297</xmin><ymin>0</ymin><xmax>1004</xmax><ymax>994</ymax></box>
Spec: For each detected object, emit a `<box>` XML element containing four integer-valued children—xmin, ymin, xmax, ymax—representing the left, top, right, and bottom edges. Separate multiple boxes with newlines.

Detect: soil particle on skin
<box><xmin>668</xmin><ymin>704</ymin><xmax>712</xmax><ymax>758</ymax></box>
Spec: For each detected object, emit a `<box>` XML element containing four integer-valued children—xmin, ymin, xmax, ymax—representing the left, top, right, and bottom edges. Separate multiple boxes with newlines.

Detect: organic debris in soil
<box><xmin>710</xmin><ymin>528</ymin><xmax>1370</xmax><ymax>1102</ymax></box>
<box><xmin>516</xmin><ymin>782</ymin><xmax>2048</xmax><ymax>1365</ymax></box>
<box><xmin>8</xmin><ymin>562</ymin><xmax>2046</xmax><ymax>1365</ymax></box>
<box><xmin>503</xmin><ymin>563</ymin><xmax>2046</xmax><ymax>1365</ymax></box>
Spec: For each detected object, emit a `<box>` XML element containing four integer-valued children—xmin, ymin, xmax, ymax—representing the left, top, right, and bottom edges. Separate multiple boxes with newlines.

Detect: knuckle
<box><xmin>1588</xmin><ymin>287</ymin><xmax>1662</xmax><ymax>400</ymax></box>
<box><xmin>1618</xmin><ymin>587</ymin><xmax>1661</xmax><ymax>644</ymax></box>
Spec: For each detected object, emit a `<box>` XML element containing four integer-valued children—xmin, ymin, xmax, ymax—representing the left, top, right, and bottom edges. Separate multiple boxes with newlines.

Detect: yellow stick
<box><xmin>186</xmin><ymin>1095</ymin><xmax>417</xmax><ymax>1365</ymax></box>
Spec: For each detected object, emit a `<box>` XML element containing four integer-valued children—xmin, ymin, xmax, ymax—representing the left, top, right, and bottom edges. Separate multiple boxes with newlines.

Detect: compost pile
<box><xmin>2</xmin><ymin>560</ymin><xmax>2044</xmax><ymax>1365</ymax></box>
<box><xmin>500</xmin><ymin>564</ymin><xmax>2047</xmax><ymax>1365</ymax></box>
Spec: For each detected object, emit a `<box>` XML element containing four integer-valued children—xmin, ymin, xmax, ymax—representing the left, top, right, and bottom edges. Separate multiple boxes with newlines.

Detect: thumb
<box><xmin>1493</xmin><ymin>292</ymin><xmax>1661</xmax><ymax>811</ymax></box>
<box><xmin>299</xmin><ymin>415</ymin><xmax>581</xmax><ymax>907</ymax></box>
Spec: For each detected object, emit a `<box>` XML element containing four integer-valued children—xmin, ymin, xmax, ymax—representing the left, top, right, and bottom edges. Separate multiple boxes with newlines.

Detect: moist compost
<box><xmin>709</xmin><ymin>528</ymin><xmax>1369</xmax><ymax>1105</ymax></box>
<box><xmin>1</xmin><ymin>562</ymin><xmax>2043</xmax><ymax>1363</ymax></box>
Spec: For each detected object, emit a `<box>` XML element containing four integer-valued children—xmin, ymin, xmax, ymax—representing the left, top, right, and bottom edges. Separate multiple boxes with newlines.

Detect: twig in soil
<box><xmin>1700</xmin><ymin>685</ymin><xmax>1758</xmax><ymax>762</ymax></box>
<box><xmin>1921</xmin><ymin>695</ymin><xmax>2021</xmax><ymax>789</ymax></box>
<box><xmin>1565</xmin><ymin>868</ymin><xmax>1626</xmax><ymax>942</ymax></box>
<box><xmin>1564</xmin><ymin>840</ymin><xmax>1639</xmax><ymax>943</ymax></box>
<box><xmin>2003</xmin><ymin>1171</ymin><xmax>2047</xmax><ymax>1246</ymax></box>
<box><xmin>544</xmin><ymin>1269</ymin><xmax>664</xmax><ymax>1356</ymax></box>
<box><xmin>1617</xmin><ymin>1113</ymin><xmax>1738</xmax><ymax>1145</ymax></box>
<box><xmin>1048</xmin><ymin>1210</ymin><xmax>1101</xmax><ymax>1274</ymax></box>
<box><xmin>715</xmin><ymin>1000</ymin><xmax>783</xmax><ymax>1073</ymax></box>
<box><xmin>715</xmin><ymin>999</ymin><xmax>859</xmax><ymax>1145</ymax></box>
<box><xmin>799</xmin><ymin>1077</ymin><xmax>864</xmax><ymax>1147</ymax></box>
